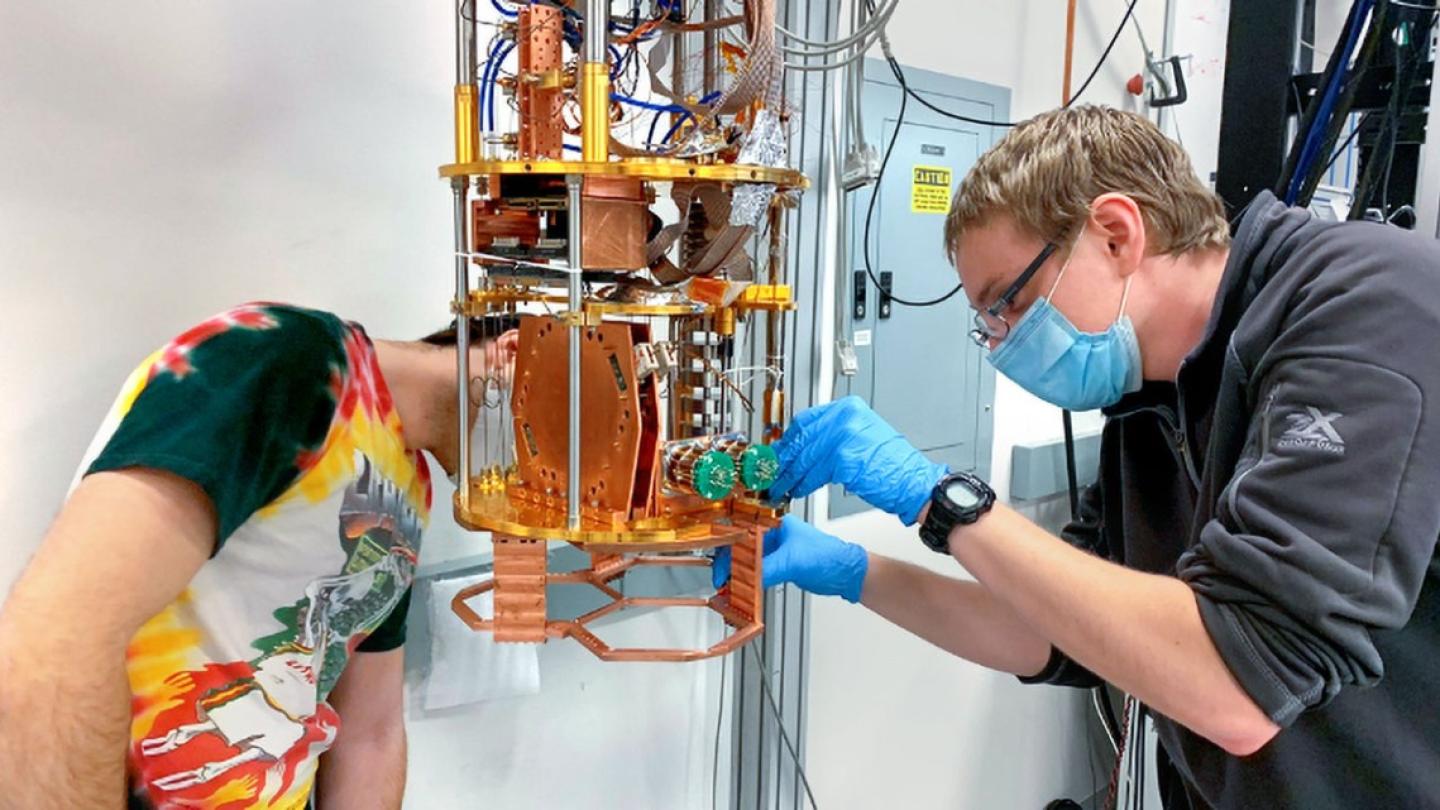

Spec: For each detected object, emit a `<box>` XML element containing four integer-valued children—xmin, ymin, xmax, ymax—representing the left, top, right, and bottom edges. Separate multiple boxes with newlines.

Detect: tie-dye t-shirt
<box><xmin>73</xmin><ymin>303</ymin><xmax>431</xmax><ymax>810</ymax></box>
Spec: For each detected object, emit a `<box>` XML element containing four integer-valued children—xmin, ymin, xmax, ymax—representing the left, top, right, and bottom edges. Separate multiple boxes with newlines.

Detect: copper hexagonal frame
<box><xmin>451</xmin><ymin>521</ymin><xmax>768</xmax><ymax>662</ymax></box>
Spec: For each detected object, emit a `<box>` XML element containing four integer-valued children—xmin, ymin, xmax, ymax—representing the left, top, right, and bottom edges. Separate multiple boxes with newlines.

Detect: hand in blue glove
<box><xmin>770</xmin><ymin>396</ymin><xmax>947</xmax><ymax>524</ymax></box>
<box><xmin>712</xmin><ymin>515</ymin><xmax>869</xmax><ymax>603</ymax></box>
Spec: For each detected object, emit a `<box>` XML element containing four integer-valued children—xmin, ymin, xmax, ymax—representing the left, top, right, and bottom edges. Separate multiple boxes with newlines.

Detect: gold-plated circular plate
<box><xmin>454</xmin><ymin>488</ymin><xmax>771</xmax><ymax>550</ymax></box>
<box><xmin>439</xmin><ymin>158</ymin><xmax>807</xmax><ymax>187</ymax></box>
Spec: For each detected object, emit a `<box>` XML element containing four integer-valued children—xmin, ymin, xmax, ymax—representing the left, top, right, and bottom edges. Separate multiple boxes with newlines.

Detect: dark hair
<box><xmin>419</xmin><ymin>314</ymin><xmax>523</xmax><ymax>347</ymax></box>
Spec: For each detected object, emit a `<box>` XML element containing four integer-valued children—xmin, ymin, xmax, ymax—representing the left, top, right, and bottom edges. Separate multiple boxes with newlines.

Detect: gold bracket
<box><xmin>559</xmin><ymin>309</ymin><xmax>603</xmax><ymax>327</ymax></box>
<box><xmin>735</xmin><ymin>284</ymin><xmax>797</xmax><ymax>311</ymax></box>
<box><xmin>439</xmin><ymin>158</ymin><xmax>808</xmax><ymax>187</ymax></box>
<box><xmin>524</xmin><ymin>69</ymin><xmax>572</xmax><ymax>89</ymax></box>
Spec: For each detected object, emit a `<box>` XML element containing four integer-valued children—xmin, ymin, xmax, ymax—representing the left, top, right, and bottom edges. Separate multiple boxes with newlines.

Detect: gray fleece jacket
<box><xmin>1025</xmin><ymin>192</ymin><xmax>1440</xmax><ymax>808</ymax></box>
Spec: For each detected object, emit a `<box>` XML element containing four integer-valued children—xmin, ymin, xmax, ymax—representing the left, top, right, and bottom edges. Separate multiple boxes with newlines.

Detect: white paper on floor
<box><xmin>423</xmin><ymin>572</ymin><xmax>541</xmax><ymax>710</ymax></box>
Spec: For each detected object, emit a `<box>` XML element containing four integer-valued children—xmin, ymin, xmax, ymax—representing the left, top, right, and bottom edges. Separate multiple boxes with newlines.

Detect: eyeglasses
<box><xmin>968</xmin><ymin>241</ymin><xmax>1059</xmax><ymax>348</ymax></box>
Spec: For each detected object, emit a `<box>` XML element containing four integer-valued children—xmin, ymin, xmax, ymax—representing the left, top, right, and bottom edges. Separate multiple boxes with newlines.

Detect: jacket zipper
<box><xmin>1124</xmin><ymin>403</ymin><xmax>1202</xmax><ymax>491</ymax></box>
<box><xmin>1174</xmin><ymin>361</ymin><xmax>1202</xmax><ymax>490</ymax></box>
<box><xmin>1175</xmin><ymin>433</ymin><xmax>1200</xmax><ymax>491</ymax></box>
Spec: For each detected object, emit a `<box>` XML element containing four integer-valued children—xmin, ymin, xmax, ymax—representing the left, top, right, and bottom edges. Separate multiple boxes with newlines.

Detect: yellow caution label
<box><xmin>910</xmin><ymin>165</ymin><xmax>952</xmax><ymax>214</ymax></box>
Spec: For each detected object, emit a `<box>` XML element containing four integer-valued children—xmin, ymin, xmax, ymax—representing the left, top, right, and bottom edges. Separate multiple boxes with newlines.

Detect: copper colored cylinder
<box><xmin>517</xmin><ymin>5</ymin><xmax>565</xmax><ymax>159</ymax></box>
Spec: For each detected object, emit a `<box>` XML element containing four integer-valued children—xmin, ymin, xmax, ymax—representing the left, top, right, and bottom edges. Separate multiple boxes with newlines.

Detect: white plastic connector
<box><xmin>835</xmin><ymin>339</ymin><xmax>859</xmax><ymax>376</ymax></box>
<box><xmin>842</xmin><ymin>145</ymin><xmax>881</xmax><ymax>191</ymax></box>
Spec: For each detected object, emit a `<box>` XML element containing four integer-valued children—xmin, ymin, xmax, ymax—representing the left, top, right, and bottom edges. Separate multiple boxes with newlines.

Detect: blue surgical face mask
<box><xmin>986</xmin><ymin>234</ymin><xmax>1143</xmax><ymax>411</ymax></box>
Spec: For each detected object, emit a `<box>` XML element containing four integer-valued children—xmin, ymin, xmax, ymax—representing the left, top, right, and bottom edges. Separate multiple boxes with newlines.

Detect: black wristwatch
<box><xmin>918</xmin><ymin>471</ymin><xmax>996</xmax><ymax>554</ymax></box>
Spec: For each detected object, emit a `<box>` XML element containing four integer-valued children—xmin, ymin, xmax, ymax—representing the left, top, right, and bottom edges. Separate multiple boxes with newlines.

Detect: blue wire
<box><xmin>610</xmin><ymin>0</ymin><xmax>667</xmax><ymax>35</ymax></box>
<box><xmin>659</xmin><ymin>115</ymin><xmax>690</xmax><ymax>144</ymax></box>
<box><xmin>649</xmin><ymin>91</ymin><xmax>724</xmax><ymax>148</ymax></box>
<box><xmin>611</xmin><ymin>93</ymin><xmax>684</xmax><ymax>113</ymax></box>
<box><xmin>477</xmin><ymin>38</ymin><xmax>504</xmax><ymax>131</ymax></box>
<box><xmin>1290</xmin><ymin>1</ymin><xmax>1365</xmax><ymax>200</ymax></box>
<box><xmin>1345</xmin><ymin>115</ymin><xmax>1356</xmax><ymax>189</ymax></box>
<box><xmin>480</xmin><ymin>44</ymin><xmax>499</xmax><ymax>130</ymax></box>
<box><xmin>486</xmin><ymin>41</ymin><xmax>517</xmax><ymax>130</ymax></box>
<box><xmin>480</xmin><ymin>38</ymin><xmax>502</xmax><ymax>87</ymax></box>
<box><xmin>609</xmin><ymin>45</ymin><xmax>624</xmax><ymax>79</ymax></box>
<box><xmin>490</xmin><ymin>0</ymin><xmax>517</xmax><ymax>18</ymax></box>
<box><xmin>563</xmin><ymin>143</ymin><xmax>582</xmax><ymax>153</ymax></box>
<box><xmin>562</xmin><ymin>18</ymin><xmax>582</xmax><ymax>49</ymax></box>
<box><xmin>616</xmin><ymin>44</ymin><xmax>638</xmax><ymax>77</ymax></box>
<box><xmin>1286</xmin><ymin>0</ymin><xmax>1371</xmax><ymax>204</ymax></box>
<box><xmin>646</xmin><ymin>110</ymin><xmax>668</xmax><ymax>147</ymax></box>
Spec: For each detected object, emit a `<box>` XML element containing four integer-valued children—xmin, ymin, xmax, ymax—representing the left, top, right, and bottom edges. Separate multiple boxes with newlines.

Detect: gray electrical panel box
<box><xmin>831</xmin><ymin>61</ymin><xmax>1009</xmax><ymax>519</ymax></box>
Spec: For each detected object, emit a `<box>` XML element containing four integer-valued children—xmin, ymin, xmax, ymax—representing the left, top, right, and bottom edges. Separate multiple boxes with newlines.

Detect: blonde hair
<box><xmin>943</xmin><ymin>105</ymin><xmax>1229</xmax><ymax>263</ymax></box>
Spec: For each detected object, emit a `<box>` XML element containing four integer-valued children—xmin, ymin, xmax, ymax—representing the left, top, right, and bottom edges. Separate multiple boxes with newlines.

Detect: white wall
<box><xmin>0</xmin><ymin>3</ymin><xmax>723</xmax><ymax>809</ymax></box>
<box><xmin>0</xmin><ymin>1</ymin><xmax>463</xmax><ymax>581</ymax></box>
<box><xmin>1167</xmin><ymin>0</ymin><xmax>1232</xmax><ymax>184</ymax></box>
<box><xmin>2</xmin><ymin>0</ymin><xmax>1239</xmax><ymax>808</ymax></box>
<box><xmin>403</xmin><ymin>582</ymin><xmax>734</xmax><ymax>809</ymax></box>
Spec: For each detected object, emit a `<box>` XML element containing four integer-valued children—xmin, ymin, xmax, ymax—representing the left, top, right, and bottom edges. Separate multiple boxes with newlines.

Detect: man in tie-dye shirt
<box><xmin>0</xmin><ymin>304</ymin><xmax>516</xmax><ymax>810</ymax></box>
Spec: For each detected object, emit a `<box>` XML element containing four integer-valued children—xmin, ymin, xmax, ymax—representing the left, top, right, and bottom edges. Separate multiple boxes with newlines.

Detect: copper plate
<box><xmin>510</xmin><ymin>316</ymin><xmax>651</xmax><ymax>515</ymax></box>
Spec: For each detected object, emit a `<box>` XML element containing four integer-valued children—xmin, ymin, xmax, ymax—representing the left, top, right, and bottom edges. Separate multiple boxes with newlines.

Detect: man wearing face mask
<box><xmin>723</xmin><ymin>106</ymin><xmax>1440</xmax><ymax>807</ymax></box>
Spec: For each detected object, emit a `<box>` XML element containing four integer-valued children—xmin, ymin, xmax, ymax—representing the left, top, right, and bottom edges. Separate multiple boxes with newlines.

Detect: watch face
<box><xmin>946</xmin><ymin>479</ymin><xmax>981</xmax><ymax>508</ymax></box>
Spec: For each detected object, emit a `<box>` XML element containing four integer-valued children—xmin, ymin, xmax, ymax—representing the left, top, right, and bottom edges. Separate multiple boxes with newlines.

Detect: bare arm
<box><xmin>949</xmin><ymin>504</ymin><xmax>1279</xmax><ymax>756</ymax></box>
<box><xmin>0</xmin><ymin>470</ymin><xmax>214</xmax><ymax>810</ymax></box>
<box><xmin>860</xmin><ymin>553</ymin><xmax>1052</xmax><ymax>676</ymax></box>
<box><xmin>316</xmin><ymin>647</ymin><xmax>407</xmax><ymax>809</ymax></box>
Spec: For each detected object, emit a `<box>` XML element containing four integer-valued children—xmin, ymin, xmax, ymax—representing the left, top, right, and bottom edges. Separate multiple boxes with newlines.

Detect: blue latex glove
<box><xmin>712</xmin><ymin>515</ymin><xmax>869</xmax><ymax>603</ymax></box>
<box><xmin>770</xmin><ymin>396</ymin><xmax>947</xmax><ymax>524</ymax></box>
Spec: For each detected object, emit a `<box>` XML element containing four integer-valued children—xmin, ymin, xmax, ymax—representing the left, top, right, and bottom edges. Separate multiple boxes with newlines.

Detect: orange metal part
<box><xmin>467</xmin><ymin>178</ymin><xmax>648</xmax><ymax>269</ymax></box>
<box><xmin>490</xmin><ymin>535</ymin><xmax>549</xmax><ymax>642</ymax></box>
<box><xmin>451</xmin><ymin>521</ymin><xmax>770</xmax><ymax>662</ymax></box>
<box><xmin>510</xmin><ymin>316</ymin><xmax>657</xmax><ymax>520</ymax></box>
<box><xmin>456</xmin><ymin>486</ymin><xmax>750</xmax><ymax>547</ymax></box>
<box><xmin>581</xmin><ymin>176</ymin><xmax>649</xmax><ymax>270</ymax></box>
<box><xmin>517</xmin><ymin>4</ymin><xmax>565</xmax><ymax>159</ymax></box>
<box><xmin>471</xmin><ymin>199</ymin><xmax>541</xmax><ymax>253</ymax></box>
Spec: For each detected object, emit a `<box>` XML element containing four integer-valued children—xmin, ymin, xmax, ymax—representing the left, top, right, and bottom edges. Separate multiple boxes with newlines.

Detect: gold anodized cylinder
<box><xmin>455</xmin><ymin>84</ymin><xmax>479</xmax><ymax>164</ymax></box>
<box><xmin>580</xmin><ymin>63</ymin><xmax>610</xmax><ymax>162</ymax></box>
<box><xmin>716</xmin><ymin>307</ymin><xmax>736</xmax><ymax>336</ymax></box>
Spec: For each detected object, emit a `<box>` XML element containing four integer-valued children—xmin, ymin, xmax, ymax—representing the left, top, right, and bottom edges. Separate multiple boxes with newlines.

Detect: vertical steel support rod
<box><xmin>453</xmin><ymin>0</ymin><xmax>476</xmax><ymax>508</ymax></box>
<box><xmin>672</xmin><ymin>27</ymin><xmax>689</xmax><ymax>132</ymax></box>
<box><xmin>703</xmin><ymin>0</ymin><xmax>720</xmax><ymax>95</ymax></box>
<box><xmin>455</xmin><ymin>0</ymin><xmax>479</xmax><ymax>163</ymax></box>
<box><xmin>583</xmin><ymin>0</ymin><xmax>608</xmax><ymax>61</ymax></box>
<box><xmin>763</xmin><ymin>204</ymin><xmax>787</xmax><ymax>442</ymax></box>
<box><xmin>566</xmin><ymin>174</ymin><xmax>584</xmax><ymax>529</ymax></box>
<box><xmin>453</xmin><ymin>181</ymin><xmax>472</xmax><ymax>508</ymax></box>
<box><xmin>456</xmin><ymin>0</ymin><xmax>475</xmax><ymax>84</ymax></box>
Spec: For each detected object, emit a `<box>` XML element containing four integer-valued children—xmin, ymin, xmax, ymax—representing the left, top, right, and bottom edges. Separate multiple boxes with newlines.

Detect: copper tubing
<box><xmin>1062</xmin><ymin>0</ymin><xmax>1077</xmax><ymax>104</ymax></box>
